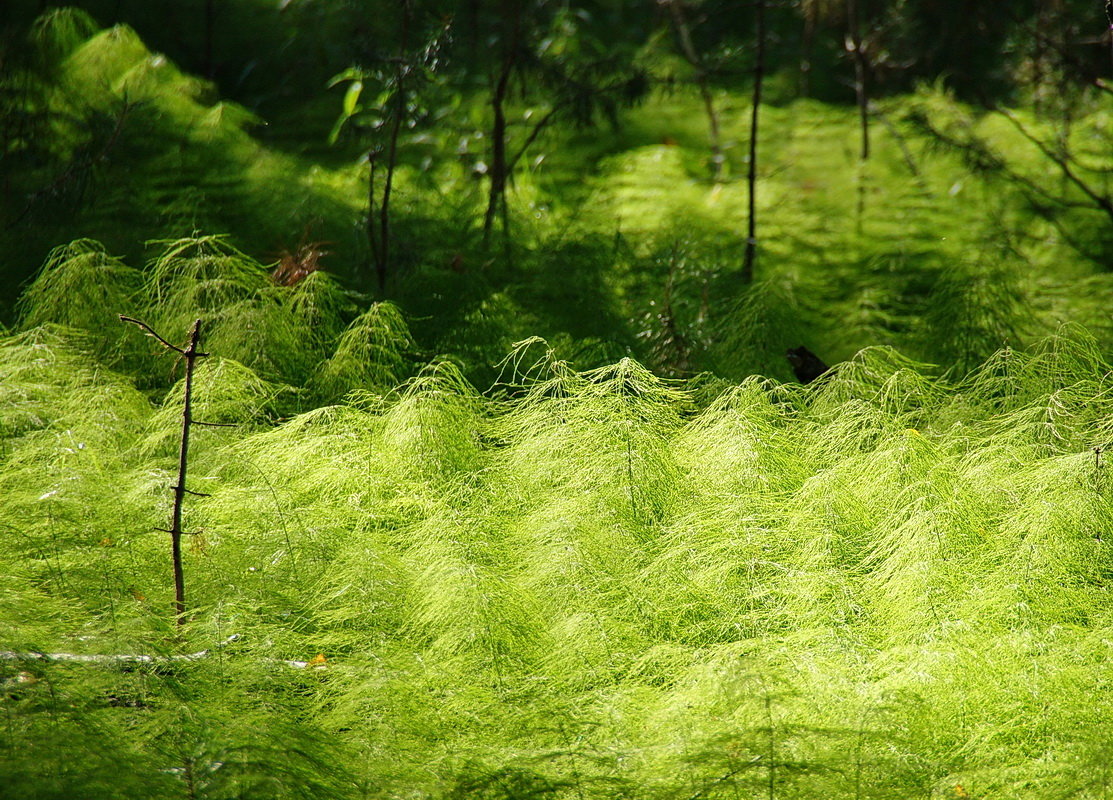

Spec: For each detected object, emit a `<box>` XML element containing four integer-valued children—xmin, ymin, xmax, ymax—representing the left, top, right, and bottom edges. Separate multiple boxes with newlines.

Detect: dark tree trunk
<box><xmin>1106</xmin><ymin>0</ymin><xmax>1113</xmax><ymax>71</ymax></box>
<box><xmin>484</xmin><ymin>61</ymin><xmax>511</xmax><ymax>245</ymax></box>
<box><xmin>484</xmin><ymin>1</ymin><xmax>521</xmax><ymax>249</ymax></box>
<box><xmin>742</xmin><ymin>0</ymin><xmax>766</xmax><ymax>284</ymax></box>
<box><xmin>367</xmin><ymin>153</ymin><xmax>380</xmax><ymax>282</ymax></box>
<box><xmin>120</xmin><ymin>316</ymin><xmax>212</xmax><ymax>629</ymax></box>
<box><xmin>169</xmin><ymin>320</ymin><xmax>203</xmax><ymax>625</ymax></box>
<box><xmin>203</xmin><ymin>0</ymin><xmax>215</xmax><ymax>79</ymax></box>
<box><xmin>370</xmin><ymin>0</ymin><xmax>411</xmax><ymax>293</ymax></box>
<box><xmin>847</xmin><ymin>0</ymin><xmax>870</xmax><ymax>160</ymax></box>
<box><xmin>666</xmin><ymin>0</ymin><xmax>723</xmax><ymax>180</ymax></box>
<box><xmin>378</xmin><ymin>90</ymin><xmax>404</xmax><ymax>291</ymax></box>
<box><xmin>484</xmin><ymin>54</ymin><xmax>515</xmax><ymax>244</ymax></box>
<box><xmin>800</xmin><ymin>3</ymin><xmax>816</xmax><ymax>97</ymax></box>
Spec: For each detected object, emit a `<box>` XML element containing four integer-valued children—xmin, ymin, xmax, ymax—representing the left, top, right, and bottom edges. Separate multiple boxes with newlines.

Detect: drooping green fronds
<box><xmin>6</xmin><ymin>315</ymin><xmax>1113</xmax><ymax>799</ymax></box>
<box><xmin>29</xmin><ymin>7</ymin><xmax>100</xmax><ymax>64</ymax></box>
<box><xmin>712</xmin><ymin>277</ymin><xmax>809</xmax><ymax>381</ymax></box>
<box><xmin>141</xmin><ymin>357</ymin><xmax>286</xmax><ymax>457</ymax></box>
<box><xmin>918</xmin><ymin>262</ymin><xmax>1029</xmax><ymax>376</ymax></box>
<box><xmin>11</xmin><ymin>7</ymin><xmax>1113</xmax><ymax>796</ymax></box>
<box><xmin>286</xmin><ymin>270</ymin><xmax>355</xmax><ymax>354</ymax></box>
<box><xmin>16</xmin><ymin>240</ymin><xmax>142</xmax><ymax>362</ymax></box>
<box><xmin>144</xmin><ymin>235</ymin><xmax>269</xmax><ymax>307</ymax></box>
<box><xmin>0</xmin><ymin>325</ymin><xmax>147</xmax><ymax>441</ymax></box>
<box><xmin>139</xmin><ymin>236</ymin><xmax>337</xmax><ymax>386</ymax></box>
<box><xmin>309</xmin><ymin>302</ymin><xmax>417</xmax><ymax>402</ymax></box>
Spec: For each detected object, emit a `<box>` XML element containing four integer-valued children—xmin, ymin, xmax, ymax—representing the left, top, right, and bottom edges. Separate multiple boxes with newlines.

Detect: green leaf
<box><xmin>327</xmin><ymin>115</ymin><xmax>347</xmax><ymax>145</ymax></box>
<box><xmin>342</xmin><ymin>81</ymin><xmax>363</xmax><ymax>117</ymax></box>
<box><xmin>328</xmin><ymin>81</ymin><xmax>364</xmax><ymax>144</ymax></box>
<box><xmin>327</xmin><ymin>67</ymin><xmax>364</xmax><ymax>88</ymax></box>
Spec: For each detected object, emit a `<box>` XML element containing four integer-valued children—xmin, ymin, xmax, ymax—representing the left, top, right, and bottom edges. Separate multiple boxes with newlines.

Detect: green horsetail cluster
<box><xmin>5</xmin><ymin>8</ymin><xmax>1113</xmax><ymax>798</ymax></box>
<box><xmin>2</xmin><ymin>238</ymin><xmax>1112</xmax><ymax>798</ymax></box>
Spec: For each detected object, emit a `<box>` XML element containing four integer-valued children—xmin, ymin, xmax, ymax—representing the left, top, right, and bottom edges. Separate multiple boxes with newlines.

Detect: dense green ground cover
<box><xmin>4</xmin><ymin>11</ymin><xmax>1113</xmax><ymax>380</ymax></box>
<box><xmin>4</xmin><ymin>8</ymin><xmax>1113</xmax><ymax>800</ymax></box>
<box><xmin>2</xmin><ymin>243</ymin><xmax>1113</xmax><ymax>797</ymax></box>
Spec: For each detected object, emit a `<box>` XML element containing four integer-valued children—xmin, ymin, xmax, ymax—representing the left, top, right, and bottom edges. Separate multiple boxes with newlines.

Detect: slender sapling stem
<box><xmin>121</xmin><ymin>316</ymin><xmax>208</xmax><ymax>627</ymax></box>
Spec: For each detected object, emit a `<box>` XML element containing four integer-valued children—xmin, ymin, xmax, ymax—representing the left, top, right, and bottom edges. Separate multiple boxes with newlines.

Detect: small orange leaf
<box><xmin>99</xmin><ymin>537</ymin><xmax>114</xmax><ymax>547</ymax></box>
<box><xmin>954</xmin><ymin>785</ymin><xmax>970</xmax><ymax>798</ymax></box>
<box><xmin>307</xmin><ymin>653</ymin><xmax>327</xmax><ymax>668</ymax></box>
<box><xmin>130</xmin><ymin>588</ymin><xmax>146</xmax><ymax>602</ymax></box>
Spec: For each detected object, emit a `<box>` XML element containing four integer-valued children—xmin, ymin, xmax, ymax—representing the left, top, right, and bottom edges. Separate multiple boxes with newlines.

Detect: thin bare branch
<box><xmin>119</xmin><ymin>315</ymin><xmax>184</xmax><ymax>354</ymax></box>
<box><xmin>120</xmin><ymin>317</ymin><xmax>208</xmax><ymax>628</ymax></box>
<box><xmin>992</xmin><ymin>105</ymin><xmax>1113</xmax><ymax>225</ymax></box>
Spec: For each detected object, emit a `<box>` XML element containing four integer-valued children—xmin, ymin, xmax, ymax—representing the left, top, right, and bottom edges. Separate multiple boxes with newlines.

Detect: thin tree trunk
<box><xmin>120</xmin><ymin>317</ymin><xmax>212</xmax><ymax>629</ymax></box>
<box><xmin>1106</xmin><ymin>0</ymin><xmax>1113</xmax><ymax>71</ymax></box>
<box><xmin>847</xmin><ymin>0</ymin><xmax>870</xmax><ymax>160</ymax></box>
<box><xmin>379</xmin><ymin>98</ymin><xmax>404</xmax><ymax>291</ymax></box>
<box><xmin>484</xmin><ymin>2</ymin><xmax>520</xmax><ymax>248</ymax></box>
<box><xmin>765</xmin><ymin>692</ymin><xmax>776</xmax><ymax>800</ymax></box>
<box><xmin>374</xmin><ymin>0</ymin><xmax>411</xmax><ymax>293</ymax></box>
<box><xmin>203</xmin><ymin>0</ymin><xmax>215</xmax><ymax>79</ymax></box>
<box><xmin>467</xmin><ymin>0</ymin><xmax>481</xmax><ymax>51</ymax></box>
<box><xmin>847</xmin><ymin>0</ymin><xmax>870</xmax><ymax>233</ymax></box>
<box><xmin>367</xmin><ymin>153</ymin><xmax>380</xmax><ymax>277</ymax></box>
<box><xmin>742</xmin><ymin>0</ymin><xmax>766</xmax><ymax>284</ymax></box>
<box><xmin>484</xmin><ymin>55</ymin><xmax>513</xmax><ymax>246</ymax></box>
<box><xmin>184</xmin><ymin>759</ymin><xmax>197</xmax><ymax>800</ymax></box>
<box><xmin>800</xmin><ymin>2</ymin><xmax>816</xmax><ymax>97</ymax></box>
<box><xmin>1050</xmin><ymin>0</ymin><xmax>1071</xmax><ymax>155</ymax></box>
<box><xmin>666</xmin><ymin>0</ymin><xmax>724</xmax><ymax>180</ymax></box>
<box><xmin>170</xmin><ymin>320</ymin><xmax>203</xmax><ymax>625</ymax></box>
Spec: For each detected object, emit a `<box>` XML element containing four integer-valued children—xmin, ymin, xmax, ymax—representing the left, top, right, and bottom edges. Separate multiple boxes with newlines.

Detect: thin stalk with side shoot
<box><xmin>120</xmin><ymin>316</ymin><xmax>224</xmax><ymax>628</ymax></box>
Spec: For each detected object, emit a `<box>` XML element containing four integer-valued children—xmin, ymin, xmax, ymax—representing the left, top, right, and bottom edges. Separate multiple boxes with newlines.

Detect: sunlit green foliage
<box><xmin>308</xmin><ymin>303</ymin><xmax>418</xmax><ymax>402</ymax></box>
<box><xmin>13</xmin><ymin>234</ymin><xmax>427</xmax><ymax>411</ymax></box>
<box><xmin>17</xmin><ymin>240</ymin><xmax>142</xmax><ymax>352</ymax></box>
<box><xmin>3</xmin><ymin>295</ymin><xmax>1113</xmax><ymax>796</ymax></box>
<box><xmin>0</xmin><ymin>13</ymin><xmax>360</xmax><ymax>319</ymax></box>
<box><xmin>6</xmin><ymin>12</ymin><xmax>1113</xmax><ymax>380</ymax></box>
<box><xmin>4</xmin><ymin>6</ymin><xmax>1113</xmax><ymax>799</ymax></box>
